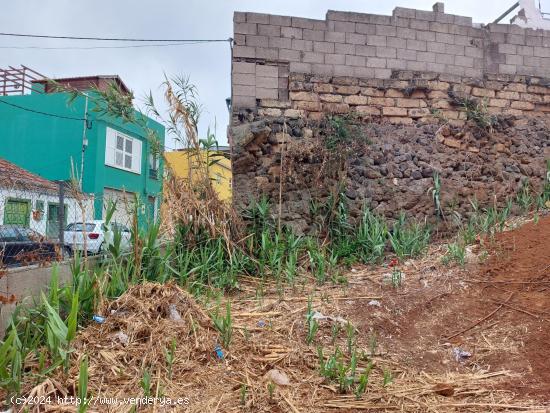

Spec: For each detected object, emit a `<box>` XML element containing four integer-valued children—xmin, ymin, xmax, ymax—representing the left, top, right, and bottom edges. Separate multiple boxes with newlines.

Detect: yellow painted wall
<box><xmin>164</xmin><ymin>150</ymin><xmax>232</xmax><ymax>201</ymax></box>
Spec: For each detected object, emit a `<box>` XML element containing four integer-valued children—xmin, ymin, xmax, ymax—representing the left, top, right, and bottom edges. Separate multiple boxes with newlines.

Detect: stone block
<box><xmin>284</xmin><ymin>109</ymin><xmax>305</xmax><ymax>118</ymax></box>
<box><xmin>289</xmin><ymin>91</ymin><xmax>319</xmax><ymax>101</ymax></box>
<box><xmin>256</xmin><ymin>87</ymin><xmax>278</xmax><ymax>99</ymax></box>
<box><xmin>355</xmin><ymin>106</ymin><xmax>381</xmax><ymax>115</ymax></box>
<box><xmin>234</xmin><ymin>73</ymin><xmax>256</xmax><ymax>86</ymax></box>
<box><xmin>396</xmin><ymin>98</ymin><xmax>427</xmax><ymax>108</ymax></box>
<box><xmin>335</xmin><ymin>85</ymin><xmax>361</xmax><ymax>95</ymax></box>
<box><xmin>369</xmin><ymin>97</ymin><xmax>395</xmax><ymax>106</ymax></box>
<box><xmin>511</xmin><ymin>101</ymin><xmax>535</xmax><ymax>110</ymax></box>
<box><xmin>234</xmin><ymin>84</ymin><xmax>256</xmax><ymax>96</ymax></box>
<box><xmin>344</xmin><ymin>95</ymin><xmax>369</xmax><ymax>105</ymax></box>
<box><xmin>257</xmin><ymin>76</ymin><xmax>279</xmax><ymax>89</ymax></box>
<box><xmin>408</xmin><ymin>107</ymin><xmax>431</xmax><ymax>118</ymax></box>
<box><xmin>293</xmin><ymin>100</ymin><xmax>321</xmax><ymax>111</ymax></box>
<box><xmin>322</xmin><ymin>102</ymin><xmax>350</xmax><ymax>113</ymax></box>
<box><xmin>389</xmin><ymin>116</ymin><xmax>413</xmax><ymax>124</ymax></box>
<box><xmin>382</xmin><ymin>106</ymin><xmax>407</xmax><ymax>116</ymax></box>
<box><xmin>320</xmin><ymin>94</ymin><xmax>343</xmax><ymax>103</ymax></box>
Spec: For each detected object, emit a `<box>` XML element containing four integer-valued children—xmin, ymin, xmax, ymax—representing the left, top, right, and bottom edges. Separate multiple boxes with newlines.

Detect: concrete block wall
<box><xmin>232</xmin><ymin>3</ymin><xmax>550</xmax><ymax>109</ymax></box>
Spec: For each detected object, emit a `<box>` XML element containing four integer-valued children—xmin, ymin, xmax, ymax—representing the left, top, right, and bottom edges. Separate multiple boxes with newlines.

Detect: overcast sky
<box><xmin>1</xmin><ymin>0</ymin><xmax>547</xmax><ymax>149</ymax></box>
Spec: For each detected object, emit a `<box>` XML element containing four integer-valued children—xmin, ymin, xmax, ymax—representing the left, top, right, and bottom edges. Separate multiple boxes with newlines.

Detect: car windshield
<box><xmin>66</xmin><ymin>223</ymin><xmax>96</xmax><ymax>232</ymax></box>
<box><xmin>0</xmin><ymin>226</ymin><xmax>21</xmax><ymax>242</ymax></box>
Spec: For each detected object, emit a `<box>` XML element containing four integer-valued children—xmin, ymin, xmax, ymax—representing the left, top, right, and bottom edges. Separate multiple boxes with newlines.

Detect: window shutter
<box><xmin>105</xmin><ymin>128</ymin><xmax>116</xmax><ymax>167</ymax></box>
<box><xmin>132</xmin><ymin>139</ymin><xmax>142</xmax><ymax>174</ymax></box>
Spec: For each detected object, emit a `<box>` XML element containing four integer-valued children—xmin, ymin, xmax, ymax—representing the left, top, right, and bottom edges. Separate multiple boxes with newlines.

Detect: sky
<box><xmin>1</xmin><ymin>0</ymin><xmax>547</xmax><ymax>149</ymax></box>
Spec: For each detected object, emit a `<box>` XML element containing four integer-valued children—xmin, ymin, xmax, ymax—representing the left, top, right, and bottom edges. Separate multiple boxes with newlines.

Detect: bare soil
<box><xmin>6</xmin><ymin>215</ymin><xmax>550</xmax><ymax>412</ymax></box>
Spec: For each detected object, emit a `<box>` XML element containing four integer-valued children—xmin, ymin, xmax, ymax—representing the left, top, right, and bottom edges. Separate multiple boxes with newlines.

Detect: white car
<box><xmin>64</xmin><ymin>220</ymin><xmax>132</xmax><ymax>255</ymax></box>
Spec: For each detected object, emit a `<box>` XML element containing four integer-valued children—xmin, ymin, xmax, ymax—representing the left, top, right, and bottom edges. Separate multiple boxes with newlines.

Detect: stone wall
<box><xmin>230</xmin><ymin>3</ymin><xmax>550</xmax><ymax>233</ymax></box>
<box><xmin>231</xmin><ymin>3</ymin><xmax>550</xmax><ymax>109</ymax></box>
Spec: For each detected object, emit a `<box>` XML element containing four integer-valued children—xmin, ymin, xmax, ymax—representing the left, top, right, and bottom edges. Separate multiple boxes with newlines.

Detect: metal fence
<box><xmin>0</xmin><ymin>181</ymin><xmax>152</xmax><ymax>269</ymax></box>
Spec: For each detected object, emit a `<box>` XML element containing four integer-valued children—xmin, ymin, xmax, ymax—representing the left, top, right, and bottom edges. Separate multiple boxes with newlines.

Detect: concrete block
<box><xmin>259</xmin><ymin>25</ymin><xmax>282</xmax><ymax>37</ymax></box>
<box><xmin>313</xmin><ymin>41</ymin><xmax>335</xmax><ymax>53</ymax></box>
<box><xmin>393</xmin><ymin>7</ymin><xmax>416</xmax><ymax>19</ymax></box>
<box><xmin>234</xmin><ymin>73</ymin><xmax>256</xmax><ymax>86</ymax></box>
<box><xmin>335</xmin><ymin>43</ymin><xmax>355</xmax><ymax>54</ymax></box>
<box><xmin>233</xmin><ymin>45</ymin><xmax>256</xmax><ymax>58</ymax></box>
<box><xmin>289</xmin><ymin>62</ymin><xmax>312</xmax><ymax>73</ymax></box>
<box><xmin>376</xmin><ymin>25</ymin><xmax>397</xmax><ymax>37</ymax></box>
<box><xmin>366</xmin><ymin>57</ymin><xmax>387</xmax><ymax>68</ymax></box>
<box><xmin>449</xmin><ymin>24</ymin><xmax>470</xmax><ymax>36</ymax></box>
<box><xmin>292</xmin><ymin>39</ymin><xmax>313</xmax><ymax>51</ymax></box>
<box><xmin>346</xmin><ymin>55</ymin><xmax>366</xmax><ymax>66</ymax></box>
<box><xmin>417</xmin><ymin>51</ymin><xmax>436</xmax><ymax>62</ymax></box>
<box><xmin>356</xmin><ymin>23</ymin><xmax>376</xmax><ymax>35</ymax></box>
<box><xmin>256</xmin><ymin>87</ymin><xmax>278</xmax><ymax>99</ymax></box>
<box><xmin>517</xmin><ymin>45</ymin><xmax>534</xmax><ymax>56</ymax></box>
<box><xmin>302</xmin><ymin>51</ymin><xmax>325</xmax><ymax>64</ymax></box>
<box><xmin>376</xmin><ymin>46</ymin><xmax>397</xmax><ymax>58</ymax></box>
<box><xmin>334</xmin><ymin>21</ymin><xmax>356</xmax><ymax>33</ymax></box>
<box><xmin>534</xmin><ymin>47</ymin><xmax>550</xmax><ymax>57</ymax></box>
<box><xmin>427</xmin><ymin>41</ymin><xmax>446</xmax><ymax>53</ymax></box>
<box><xmin>526</xmin><ymin>36</ymin><xmax>542</xmax><ymax>46</ymax></box>
<box><xmin>406</xmin><ymin>39</ymin><xmax>427</xmax><ymax>51</ymax></box>
<box><xmin>415</xmin><ymin>10</ymin><xmax>436</xmax><ymax>21</ymax></box>
<box><xmin>367</xmin><ymin>14</ymin><xmax>391</xmax><ymax>25</ymax></box>
<box><xmin>246</xmin><ymin>13</ymin><xmax>270</xmax><ymax>24</ymax></box>
<box><xmin>233</xmin><ymin>34</ymin><xmax>246</xmax><ymax>46</ymax></box>
<box><xmin>435</xmin><ymin>53</ymin><xmax>454</xmax><ymax>64</ymax></box>
<box><xmin>304</xmin><ymin>29</ymin><xmax>325</xmax><ymax>41</ymax></box>
<box><xmin>387</xmin><ymin>59</ymin><xmax>408</xmax><ymax>70</ymax></box>
<box><xmin>506</xmin><ymin>54</ymin><xmax>523</xmax><ymax>66</ymax></box>
<box><xmin>256</xmin><ymin>76</ymin><xmax>279</xmax><ymax>89</ymax></box>
<box><xmin>346</xmin><ymin>32</ymin><xmax>367</xmax><ymax>45</ymax></box>
<box><xmin>430</xmin><ymin>22</ymin><xmax>449</xmax><ymax>33</ymax></box>
<box><xmin>279</xmin><ymin>48</ymin><xmax>301</xmax><ymax>61</ymax></box>
<box><xmin>499</xmin><ymin>64</ymin><xmax>517</xmax><ymax>75</ymax></box>
<box><xmin>387</xmin><ymin>37</ymin><xmax>407</xmax><ymax>49</ymax></box>
<box><xmin>445</xmin><ymin>64</ymin><xmax>465</xmax><ymax>76</ymax></box>
<box><xmin>465</xmin><ymin>46</ymin><xmax>483</xmax><ymax>58</ymax></box>
<box><xmin>333</xmin><ymin>65</ymin><xmax>355</xmax><ymax>76</ymax></box>
<box><xmin>410</xmin><ymin>20</ymin><xmax>429</xmax><ymax>31</ymax></box>
<box><xmin>256</xmin><ymin>47</ymin><xmax>279</xmax><ymax>60</ymax></box>
<box><xmin>325</xmin><ymin>53</ymin><xmax>346</xmax><ymax>65</ymax></box>
<box><xmin>270</xmin><ymin>15</ymin><xmax>292</xmax><ymax>26</ymax></box>
<box><xmin>407</xmin><ymin>61</ymin><xmax>428</xmax><ymax>71</ymax></box>
<box><xmin>232</xmin><ymin>95</ymin><xmax>256</xmax><ymax>108</ymax></box>
<box><xmin>454</xmin><ymin>35</ymin><xmax>471</xmax><ymax>46</ymax></box>
<box><xmin>235</xmin><ymin>22</ymin><xmax>257</xmax><ymax>35</ymax></box>
<box><xmin>398</xmin><ymin>48</ymin><xmax>418</xmax><ymax>60</ymax></box>
<box><xmin>291</xmin><ymin>17</ymin><xmax>315</xmax><ymax>29</ymax></box>
<box><xmin>417</xmin><ymin>31</ymin><xmax>436</xmax><ymax>42</ymax></box>
<box><xmin>506</xmin><ymin>34</ymin><xmax>526</xmax><ymax>45</ymax></box>
<box><xmin>325</xmin><ymin>31</ymin><xmax>346</xmax><ymax>43</ymax></box>
<box><xmin>269</xmin><ymin>36</ymin><xmax>292</xmax><ymax>49</ymax></box>
<box><xmin>366</xmin><ymin>35</ymin><xmax>387</xmax><ymax>47</ymax></box>
<box><xmin>326</xmin><ymin>10</ymin><xmax>350</xmax><ymax>22</ymax></box>
<box><xmin>234</xmin><ymin>84</ymin><xmax>256</xmax><ymax>96</ymax></box>
<box><xmin>435</xmin><ymin>13</ymin><xmax>454</xmax><ymax>24</ymax></box>
<box><xmin>281</xmin><ymin>26</ymin><xmax>303</xmax><ymax>39</ymax></box>
<box><xmin>234</xmin><ymin>12</ymin><xmax>246</xmax><ymax>23</ymax></box>
<box><xmin>426</xmin><ymin>62</ymin><xmax>446</xmax><ymax>73</ymax></box>
<box><xmin>246</xmin><ymin>35</ymin><xmax>269</xmax><ymax>47</ymax></box>
<box><xmin>436</xmin><ymin>32</ymin><xmax>455</xmax><ymax>44</ymax></box>
<box><xmin>233</xmin><ymin>61</ymin><xmax>256</xmax><ymax>74</ymax></box>
<box><xmin>375</xmin><ymin>68</ymin><xmax>392</xmax><ymax>78</ymax></box>
<box><xmin>356</xmin><ymin>45</ymin><xmax>376</xmax><ymax>56</ymax></box>
<box><xmin>455</xmin><ymin>55</ymin><xmax>474</xmax><ymax>67</ymax></box>
<box><xmin>445</xmin><ymin>44</ymin><xmax>465</xmax><ymax>55</ymax></box>
<box><xmin>397</xmin><ymin>27</ymin><xmax>416</xmax><ymax>40</ymax></box>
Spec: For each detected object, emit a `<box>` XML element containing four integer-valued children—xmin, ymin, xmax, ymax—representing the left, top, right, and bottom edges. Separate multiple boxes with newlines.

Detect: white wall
<box><xmin>0</xmin><ymin>189</ymin><xmax>94</xmax><ymax>238</ymax></box>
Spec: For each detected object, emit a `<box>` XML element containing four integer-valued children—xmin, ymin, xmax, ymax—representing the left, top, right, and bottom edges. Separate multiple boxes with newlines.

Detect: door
<box><xmin>4</xmin><ymin>199</ymin><xmax>30</xmax><ymax>227</ymax></box>
<box><xmin>103</xmin><ymin>188</ymin><xmax>135</xmax><ymax>228</ymax></box>
<box><xmin>46</xmin><ymin>203</ymin><xmax>67</xmax><ymax>239</ymax></box>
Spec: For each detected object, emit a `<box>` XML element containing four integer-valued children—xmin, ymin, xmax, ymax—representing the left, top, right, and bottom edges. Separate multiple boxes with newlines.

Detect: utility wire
<box><xmin>0</xmin><ymin>42</ymin><xmax>215</xmax><ymax>50</ymax></box>
<box><xmin>0</xmin><ymin>32</ymin><xmax>231</xmax><ymax>43</ymax></box>
<box><xmin>0</xmin><ymin>99</ymin><xmax>85</xmax><ymax>121</ymax></box>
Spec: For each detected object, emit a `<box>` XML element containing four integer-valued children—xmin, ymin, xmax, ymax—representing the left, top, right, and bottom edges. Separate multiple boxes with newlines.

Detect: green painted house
<box><xmin>0</xmin><ymin>74</ymin><xmax>165</xmax><ymax>228</ymax></box>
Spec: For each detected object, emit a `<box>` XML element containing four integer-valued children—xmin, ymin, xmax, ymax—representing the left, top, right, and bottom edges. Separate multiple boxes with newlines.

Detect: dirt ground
<box><xmin>8</xmin><ymin>215</ymin><xmax>550</xmax><ymax>412</ymax></box>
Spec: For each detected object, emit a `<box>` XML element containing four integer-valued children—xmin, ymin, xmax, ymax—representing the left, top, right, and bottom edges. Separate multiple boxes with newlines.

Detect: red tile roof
<box><xmin>0</xmin><ymin>158</ymin><xmax>59</xmax><ymax>194</ymax></box>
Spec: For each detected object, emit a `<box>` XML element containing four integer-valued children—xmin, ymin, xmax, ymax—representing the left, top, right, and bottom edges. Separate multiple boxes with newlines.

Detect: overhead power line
<box><xmin>0</xmin><ymin>99</ymin><xmax>85</xmax><ymax>121</ymax></box>
<box><xmin>0</xmin><ymin>42</ymin><xmax>218</xmax><ymax>50</ymax></box>
<box><xmin>0</xmin><ymin>32</ymin><xmax>232</xmax><ymax>43</ymax></box>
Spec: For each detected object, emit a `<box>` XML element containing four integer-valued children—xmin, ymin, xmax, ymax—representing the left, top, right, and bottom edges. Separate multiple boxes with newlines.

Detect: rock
<box><xmin>443</xmin><ymin>138</ymin><xmax>461</xmax><ymax>149</ymax></box>
<box><xmin>265</xmin><ymin>369</ymin><xmax>290</xmax><ymax>386</ymax></box>
<box><xmin>411</xmin><ymin>170</ymin><xmax>423</xmax><ymax>179</ymax></box>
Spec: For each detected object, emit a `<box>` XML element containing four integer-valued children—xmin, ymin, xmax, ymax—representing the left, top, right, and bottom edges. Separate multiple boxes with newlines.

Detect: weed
<box><xmin>516</xmin><ymin>179</ymin><xmax>533</xmax><ymax>214</ymax></box>
<box><xmin>77</xmin><ymin>355</ymin><xmax>90</xmax><ymax>413</ymax></box>
<box><xmin>427</xmin><ymin>171</ymin><xmax>442</xmax><ymax>218</ymax></box>
<box><xmin>355</xmin><ymin>207</ymin><xmax>388</xmax><ymax>264</ymax></box>
<box><xmin>391</xmin><ymin>267</ymin><xmax>403</xmax><ymax>288</ymax></box>
<box><xmin>389</xmin><ymin>213</ymin><xmax>430</xmax><ymax>259</ymax></box>
<box><xmin>240</xmin><ymin>384</ymin><xmax>247</xmax><ymax>406</ymax></box>
<box><xmin>442</xmin><ymin>242</ymin><xmax>466</xmax><ymax>267</ymax></box>
<box><xmin>459</xmin><ymin>96</ymin><xmax>497</xmax><ymax>131</ymax></box>
<box><xmin>354</xmin><ymin>361</ymin><xmax>373</xmax><ymax>400</ymax></box>
<box><xmin>212</xmin><ymin>301</ymin><xmax>232</xmax><ymax>348</ymax></box>
<box><xmin>141</xmin><ymin>369</ymin><xmax>152</xmax><ymax>397</ymax></box>
<box><xmin>346</xmin><ymin>322</ymin><xmax>356</xmax><ymax>355</ymax></box>
<box><xmin>383</xmin><ymin>369</ymin><xmax>393</xmax><ymax>387</ymax></box>
<box><xmin>305</xmin><ymin>297</ymin><xmax>319</xmax><ymax>345</ymax></box>
<box><xmin>369</xmin><ymin>332</ymin><xmax>378</xmax><ymax>356</ymax></box>
<box><xmin>267</xmin><ymin>381</ymin><xmax>275</xmax><ymax>400</ymax></box>
<box><xmin>331</xmin><ymin>324</ymin><xmax>341</xmax><ymax>345</ymax></box>
<box><xmin>164</xmin><ymin>339</ymin><xmax>176</xmax><ymax>379</ymax></box>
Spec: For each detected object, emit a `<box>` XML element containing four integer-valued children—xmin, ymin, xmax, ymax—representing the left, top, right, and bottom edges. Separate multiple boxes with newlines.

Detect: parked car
<box><xmin>63</xmin><ymin>220</ymin><xmax>132</xmax><ymax>255</ymax></box>
<box><xmin>0</xmin><ymin>226</ymin><xmax>59</xmax><ymax>267</ymax></box>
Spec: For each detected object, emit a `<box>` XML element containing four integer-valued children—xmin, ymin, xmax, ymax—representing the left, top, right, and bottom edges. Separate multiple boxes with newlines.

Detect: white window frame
<box><xmin>105</xmin><ymin>128</ymin><xmax>142</xmax><ymax>175</ymax></box>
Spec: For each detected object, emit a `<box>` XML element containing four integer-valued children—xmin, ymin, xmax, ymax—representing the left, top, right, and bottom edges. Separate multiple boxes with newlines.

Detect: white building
<box><xmin>0</xmin><ymin>158</ymin><xmax>94</xmax><ymax>238</ymax></box>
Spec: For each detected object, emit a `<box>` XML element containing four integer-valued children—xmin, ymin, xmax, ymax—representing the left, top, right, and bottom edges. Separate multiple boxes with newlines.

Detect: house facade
<box><xmin>0</xmin><ymin>71</ymin><xmax>165</xmax><ymax>227</ymax></box>
<box><xmin>165</xmin><ymin>147</ymin><xmax>232</xmax><ymax>201</ymax></box>
<box><xmin>0</xmin><ymin>158</ymin><xmax>93</xmax><ymax>238</ymax></box>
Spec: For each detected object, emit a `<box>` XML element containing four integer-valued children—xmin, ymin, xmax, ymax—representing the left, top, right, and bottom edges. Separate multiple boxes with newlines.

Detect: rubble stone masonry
<box><xmin>230</xmin><ymin>3</ymin><xmax>550</xmax><ymax>232</ymax></box>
